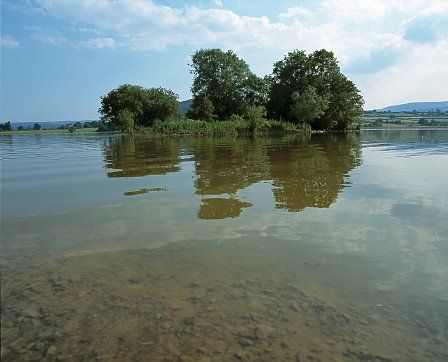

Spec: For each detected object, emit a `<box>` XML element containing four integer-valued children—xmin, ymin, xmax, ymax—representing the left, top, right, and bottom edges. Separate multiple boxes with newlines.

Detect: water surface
<box><xmin>1</xmin><ymin>130</ymin><xmax>447</xmax><ymax>361</ymax></box>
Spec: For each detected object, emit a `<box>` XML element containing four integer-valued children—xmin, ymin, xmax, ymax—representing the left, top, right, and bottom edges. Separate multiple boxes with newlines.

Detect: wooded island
<box><xmin>99</xmin><ymin>49</ymin><xmax>364</xmax><ymax>135</ymax></box>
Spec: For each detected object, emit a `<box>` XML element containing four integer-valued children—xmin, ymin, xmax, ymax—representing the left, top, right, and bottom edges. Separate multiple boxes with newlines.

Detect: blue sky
<box><xmin>1</xmin><ymin>0</ymin><xmax>447</xmax><ymax>121</ymax></box>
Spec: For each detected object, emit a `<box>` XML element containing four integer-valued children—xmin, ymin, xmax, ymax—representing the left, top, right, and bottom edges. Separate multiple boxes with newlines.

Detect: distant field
<box><xmin>359</xmin><ymin>111</ymin><xmax>448</xmax><ymax>128</ymax></box>
<box><xmin>0</xmin><ymin>128</ymin><xmax>99</xmax><ymax>135</ymax></box>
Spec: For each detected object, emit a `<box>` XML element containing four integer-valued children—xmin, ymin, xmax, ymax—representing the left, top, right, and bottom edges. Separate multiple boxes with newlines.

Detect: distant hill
<box><xmin>179</xmin><ymin>99</ymin><xmax>193</xmax><ymax>114</ymax></box>
<box><xmin>377</xmin><ymin>101</ymin><xmax>448</xmax><ymax>112</ymax></box>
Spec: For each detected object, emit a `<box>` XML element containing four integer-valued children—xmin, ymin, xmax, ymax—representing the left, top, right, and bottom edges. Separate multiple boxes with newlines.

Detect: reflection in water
<box><xmin>198</xmin><ymin>197</ymin><xmax>253</xmax><ymax>219</ymax></box>
<box><xmin>123</xmin><ymin>187</ymin><xmax>168</xmax><ymax>196</ymax></box>
<box><xmin>104</xmin><ymin>134</ymin><xmax>362</xmax><ymax>217</ymax></box>
<box><xmin>362</xmin><ymin>128</ymin><xmax>448</xmax><ymax>155</ymax></box>
<box><xmin>103</xmin><ymin>136</ymin><xmax>181</xmax><ymax>177</ymax></box>
<box><xmin>268</xmin><ymin>135</ymin><xmax>361</xmax><ymax>211</ymax></box>
<box><xmin>2</xmin><ymin>130</ymin><xmax>448</xmax><ymax>361</ymax></box>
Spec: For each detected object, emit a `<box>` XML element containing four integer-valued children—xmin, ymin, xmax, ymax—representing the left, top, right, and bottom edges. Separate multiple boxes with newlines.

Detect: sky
<box><xmin>1</xmin><ymin>0</ymin><xmax>447</xmax><ymax>122</ymax></box>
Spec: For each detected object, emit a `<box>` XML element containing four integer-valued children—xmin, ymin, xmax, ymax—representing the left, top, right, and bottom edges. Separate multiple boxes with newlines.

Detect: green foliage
<box><xmin>83</xmin><ymin>120</ymin><xmax>100</xmax><ymax>128</ymax></box>
<box><xmin>0</xmin><ymin>121</ymin><xmax>12</xmax><ymax>131</ymax></box>
<box><xmin>73</xmin><ymin>121</ymin><xmax>82</xmax><ymax>128</ymax></box>
<box><xmin>98</xmin><ymin>47</ymin><xmax>364</xmax><ymax>134</ymax></box>
<box><xmin>33</xmin><ymin>122</ymin><xmax>42</xmax><ymax>130</ymax></box>
<box><xmin>267</xmin><ymin>49</ymin><xmax>364</xmax><ymax>130</ymax></box>
<box><xmin>136</xmin><ymin>118</ymin><xmax>309</xmax><ymax>136</ymax></box>
<box><xmin>245</xmin><ymin>105</ymin><xmax>267</xmax><ymax>132</ymax></box>
<box><xmin>187</xmin><ymin>97</ymin><xmax>215</xmax><ymax>121</ymax></box>
<box><xmin>115</xmin><ymin>109</ymin><xmax>135</xmax><ymax>132</ymax></box>
<box><xmin>290</xmin><ymin>86</ymin><xmax>329</xmax><ymax>125</ymax></box>
<box><xmin>190</xmin><ymin>49</ymin><xmax>267</xmax><ymax>119</ymax></box>
<box><xmin>99</xmin><ymin>84</ymin><xmax>179</xmax><ymax>129</ymax></box>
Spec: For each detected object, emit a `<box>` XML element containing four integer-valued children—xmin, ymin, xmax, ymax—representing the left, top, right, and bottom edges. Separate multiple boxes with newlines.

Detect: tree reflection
<box><xmin>103</xmin><ymin>136</ymin><xmax>181</xmax><ymax>178</ymax></box>
<box><xmin>192</xmin><ymin>137</ymin><xmax>270</xmax><ymax>196</ymax></box>
<box><xmin>103</xmin><ymin>134</ymin><xmax>362</xmax><ymax>219</ymax></box>
<box><xmin>268</xmin><ymin>134</ymin><xmax>362</xmax><ymax>211</ymax></box>
<box><xmin>198</xmin><ymin>198</ymin><xmax>252</xmax><ymax>219</ymax></box>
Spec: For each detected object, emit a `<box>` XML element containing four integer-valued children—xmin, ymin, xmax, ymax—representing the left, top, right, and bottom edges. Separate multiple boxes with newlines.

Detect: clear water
<box><xmin>1</xmin><ymin>130</ymin><xmax>447</xmax><ymax>361</ymax></box>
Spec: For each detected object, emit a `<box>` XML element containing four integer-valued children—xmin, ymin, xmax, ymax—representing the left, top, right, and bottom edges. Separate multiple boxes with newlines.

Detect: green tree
<box><xmin>33</xmin><ymin>122</ymin><xmax>42</xmax><ymax>130</ymax></box>
<box><xmin>245</xmin><ymin>105</ymin><xmax>267</xmax><ymax>132</ymax></box>
<box><xmin>99</xmin><ymin>84</ymin><xmax>179</xmax><ymax>128</ymax></box>
<box><xmin>115</xmin><ymin>109</ymin><xmax>135</xmax><ymax>132</ymax></box>
<box><xmin>290</xmin><ymin>86</ymin><xmax>329</xmax><ymax>125</ymax></box>
<box><xmin>187</xmin><ymin>96</ymin><xmax>215</xmax><ymax>121</ymax></box>
<box><xmin>73</xmin><ymin>121</ymin><xmax>82</xmax><ymax>128</ymax></box>
<box><xmin>0</xmin><ymin>121</ymin><xmax>12</xmax><ymax>131</ymax></box>
<box><xmin>190</xmin><ymin>49</ymin><xmax>266</xmax><ymax>119</ymax></box>
<box><xmin>267</xmin><ymin>49</ymin><xmax>363</xmax><ymax>130</ymax></box>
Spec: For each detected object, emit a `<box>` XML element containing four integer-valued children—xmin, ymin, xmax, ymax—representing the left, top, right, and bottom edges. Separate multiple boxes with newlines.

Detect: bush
<box><xmin>134</xmin><ymin>118</ymin><xmax>310</xmax><ymax>136</ymax></box>
<box><xmin>99</xmin><ymin>84</ymin><xmax>179</xmax><ymax>128</ymax></box>
<box><xmin>245</xmin><ymin>105</ymin><xmax>266</xmax><ymax>132</ymax></box>
<box><xmin>115</xmin><ymin>109</ymin><xmax>134</xmax><ymax>132</ymax></box>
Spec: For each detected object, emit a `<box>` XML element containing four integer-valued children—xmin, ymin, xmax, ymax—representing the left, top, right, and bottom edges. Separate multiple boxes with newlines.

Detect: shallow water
<box><xmin>1</xmin><ymin>130</ymin><xmax>447</xmax><ymax>361</ymax></box>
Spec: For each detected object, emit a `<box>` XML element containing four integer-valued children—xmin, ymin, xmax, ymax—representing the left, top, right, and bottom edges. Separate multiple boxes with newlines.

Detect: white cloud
<box><xmin>1</xmin><ymin>35</ymin><xmax>20</xmax><ymax>48</ymax></box>
<box><xmin>279</xmin><ymin>7</ymin><xmax>314</xmax><ymax>21</ymax></box>
<box><xmin>32</xmin><ymin>32</ymin><xmax>66</xmax><ymax>45</ymax></box>
<box><xmin>26</xmin><ymin>0</ymin><xmax>448</xmax><ymax>107</ymax></box>
<box><xmin>77</xmin><ymin>37</ymin><xmax>117</xmax><ymax>49</ymax></box>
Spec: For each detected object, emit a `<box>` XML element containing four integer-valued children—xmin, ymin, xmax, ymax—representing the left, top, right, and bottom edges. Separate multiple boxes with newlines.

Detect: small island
<box><xmin>99</xmin><ymin>48</ymin><xmax>364</xmax><ymax>135</ymax></box>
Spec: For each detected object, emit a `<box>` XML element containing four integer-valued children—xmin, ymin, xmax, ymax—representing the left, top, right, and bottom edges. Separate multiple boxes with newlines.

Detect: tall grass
<box><xmin>135</xmin><ymin>119</ymin><xmax>311</xmax><ymax>136</ymax></box>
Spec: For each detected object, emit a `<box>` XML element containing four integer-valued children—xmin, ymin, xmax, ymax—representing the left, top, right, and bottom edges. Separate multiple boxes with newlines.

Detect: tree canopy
<box><xmin>189</xmin><ymin>49</ymin><xmax>267</xmax><ymax>120</ymax></box>
<box><xmin>0</xmin><ymin>121</ymin><xmax>12</xmax><ymax>131</ymax></box>
<box><xmin>99</xmin><ymin>84</ymin><xmax>179</xmax><ymax>130</ymax></box>
<box><xmin>99</xmin><ymin>48</ymin><xmax>363</xmax><ymax>132</ymax></box>
<box><xmin>267</xmin><ymin>49</ymin><xmax>364</xmax><ymax>130</ymax></box>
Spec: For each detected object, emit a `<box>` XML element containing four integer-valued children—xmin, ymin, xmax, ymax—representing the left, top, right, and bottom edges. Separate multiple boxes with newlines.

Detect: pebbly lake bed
<box><xmin>1</xmin><ymin>129</ymin><xmax>447</xmax><ymax>361</ymax></box>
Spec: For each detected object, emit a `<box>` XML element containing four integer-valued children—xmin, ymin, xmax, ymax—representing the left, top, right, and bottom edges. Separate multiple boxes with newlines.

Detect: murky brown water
<box><xmin>1</xmin><ymin>131</ymin><xmax>447</xmax><ymax>361</ymax></box>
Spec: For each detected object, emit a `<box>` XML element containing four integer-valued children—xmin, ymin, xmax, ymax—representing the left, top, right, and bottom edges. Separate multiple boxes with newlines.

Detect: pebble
<box><xmin>46</xmin><ymin>345</ymin><xmax>57</xmax><ymax>356</ymax></box>
<box><xmin>183</xmin><ymin>317</ymin><xmax>195</xmax><ymax>326</ymax></box>
<box><xmin>238</xmin><ymin>337</ymin><xmax>254</xmax><ymax>347</ymax></box>
<box><xmin>77</xmin><ymin>291</ymin><xmax>87</xmax><ymax>298</ymax></box>
<box><xmin>70</xmin><ymin>275</ymin><xmax>82</xmax><ymax>283</ymax></box>
<box><xmin>23</xmin><ymin>307</ymin><xmax>40</xmax><ymax>319</ymax></box>
<box><xmin>235</xmin><ymin>351</ymin><xmax>248</xmax><ymax>360</ymax></box>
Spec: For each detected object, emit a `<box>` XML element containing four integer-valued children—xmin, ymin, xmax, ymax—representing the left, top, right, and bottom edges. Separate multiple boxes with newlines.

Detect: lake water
<box><xmin>1</xmin><ymin>130</ymin><xmax>447</xmax><ymax>361</ymax></box>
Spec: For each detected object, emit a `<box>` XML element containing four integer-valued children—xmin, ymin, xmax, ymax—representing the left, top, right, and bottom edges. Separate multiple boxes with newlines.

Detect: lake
<box><xmin>1</xmin><ymin>130</ymin><xmax>447</xmax><ymax>361</ymax></box>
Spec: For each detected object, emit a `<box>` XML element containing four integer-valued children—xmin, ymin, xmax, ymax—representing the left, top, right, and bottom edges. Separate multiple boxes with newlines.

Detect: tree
<box><xmin>245</xmin><ymin>105</ymin><xmax>266</xmax><ymax>132</ymax></box>
<box><xmin>190</xmin><ymin>49</ymin><xmax>266</xmax><ymax>120</ymax></box>
<box><xmin>115</xmin><ymin>109</ymin><xmax>134</xmax><ymax>132</ymax></box>
<box><xmin>33</xmin><ymin>122</ymin><xmax>42</xmax><ymax>130</ymax></box>
<box><xmin>73</xmin><ymin>121</ymin><xmax>82</xmax><ymax>128</ymax></box>
<box><xmin>17</xmin><ymin>125</ymin><xmax>24</xmax><ymax>131</ymax></box>
<box><xmin>187</xmin><ymin>96</ymin><xmax>215</xmax><ymax>121</ymax></box>
<box><xmin>267</xmin><ymin>49</ymin><xmax>364</xmax><ymax>130</ymax></box>
<box><xmin>99</xmin><ymin>84</ymin><xmax>179</xmax><ymax>128</ymax></box>
<box><xmin>0</xmin><ymin>121</ymin><xmax>12</xmax><ymax>131</ymax></box>
<box><xmin>290</xmin><ymin>86</ymin><xmax>329</xmax><ymax>125</ymax></box>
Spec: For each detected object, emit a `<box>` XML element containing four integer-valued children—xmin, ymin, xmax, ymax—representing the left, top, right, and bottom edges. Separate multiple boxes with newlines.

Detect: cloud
<box><xmin>1</xmin><ymin>35</ymin><xmax>20</xmax><ymax>48</ymax></box>
<box><xmin>29</xmin><ymin>0</ymin><xmax>444</xmax><ymax>65</ymax></box>
<box><xmin>13</xmin><ymin>0</ymin><xmax>448</xmax><ymax>107</ymax></box>
<box><xmin>32</xmin><ymin>32</ymin><xmax>66</xmax><ymax>45</ymax></box>
<box><xmin>278</xmin><ymin>7</ymin><xmax>314</xmax><ymax>21</ymax></box>
<box><xmin>77</xmin><ymin>37</ymin><xmax>117</xmax><ymax>49</ymax></box>
<box><xmin>402</xmin><ymin>3</ymin><xmax>448</xmax><ymax>43</ymax></box>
